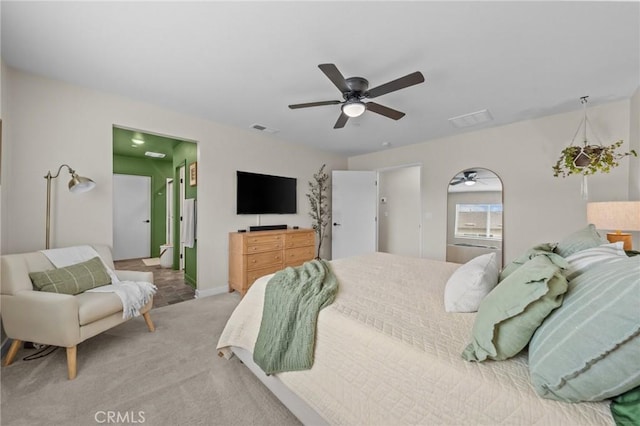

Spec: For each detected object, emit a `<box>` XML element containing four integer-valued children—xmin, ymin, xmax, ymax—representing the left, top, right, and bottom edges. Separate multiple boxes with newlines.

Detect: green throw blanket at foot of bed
<box><xmin>253</xmin><ymin>259</ymin><xmax>339</xmax><ymax>375</ymax></box>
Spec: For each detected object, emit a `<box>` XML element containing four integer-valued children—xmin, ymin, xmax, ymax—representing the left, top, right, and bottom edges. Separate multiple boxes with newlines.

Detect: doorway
<box><xmin>377</xmin><ymin>165</ymin><xmax>422</xmax><ymax>258</ymax></box>
<box><xmin>112</xmin><ymin>126</ymin><xmax>198</xmax><ymax>288</ymax></box>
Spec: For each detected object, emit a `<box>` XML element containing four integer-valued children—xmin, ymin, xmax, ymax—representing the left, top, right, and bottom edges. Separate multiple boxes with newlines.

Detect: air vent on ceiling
<box><xmin>448</xmin><ymin>109</ymin><xmax>493</xmax><ymax>128</ymax></box>
<box><xmin>251</xmin><ymin>124</ymin><xmax>279</xmax><ymax>134</ymax></box>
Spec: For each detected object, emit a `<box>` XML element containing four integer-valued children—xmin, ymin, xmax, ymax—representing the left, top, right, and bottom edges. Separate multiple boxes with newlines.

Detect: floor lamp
<box><xmin>45</xmin><ymin>164</ymin><xmax>96</xmax><ymax>249</ymax></box>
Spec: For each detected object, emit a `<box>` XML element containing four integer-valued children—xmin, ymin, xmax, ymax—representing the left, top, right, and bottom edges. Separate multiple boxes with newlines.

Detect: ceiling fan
<box><xmin>450</xmin><ymin>171</ymin><xmax>486</xmax><ymax>186</ymax></box>
<box><xmin>288</xmin><ymin>63</ymin><xmax>425</xmax><ymax>129</ymax></box>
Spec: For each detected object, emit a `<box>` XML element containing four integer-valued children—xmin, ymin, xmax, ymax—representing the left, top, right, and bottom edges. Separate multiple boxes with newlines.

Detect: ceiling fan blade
<box><xmin>367</xmin><ymin>71</ymin><xmax>425</xmax><ymax>98</ymax></box>
<box><xmin>366</xmin><ymin>102</ymin><xmax>406</xmax><ymax>120</ymax></box>
<box><xmin>450</xmin><ymin>179</ymin><xmax>464</xmax><ymax>185</ymax></box>
<box><xmin>318</xmin><ymin>63</ymin><xmax>350</xmax><ymax>93</ymax></box>
<box><xmin>288</xmin><ymin>100</ymin><xmax>341</xmax><ymax>109</ymax></box>
<box><xmin>334</xmin><ymin>112</ymin><xmax>349</xmax><ymax>129</ymax></box>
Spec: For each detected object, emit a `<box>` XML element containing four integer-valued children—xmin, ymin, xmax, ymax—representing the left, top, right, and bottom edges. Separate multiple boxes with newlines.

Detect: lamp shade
<box><xmin>68</xmin><ymin>173</ymin><xmax>96</xmax><ymax>193</ymax></box>
<box><xmin>587</xmin><ymin>201</ymin><xmax>640</xmax><ymax>231</ymax></box>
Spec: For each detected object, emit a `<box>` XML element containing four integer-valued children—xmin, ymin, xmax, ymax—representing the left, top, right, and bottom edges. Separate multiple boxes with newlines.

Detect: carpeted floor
<box><xmin>0</xmin><ymin>294</ymin><xmax>301</xmax><ymax>426</ymax></box>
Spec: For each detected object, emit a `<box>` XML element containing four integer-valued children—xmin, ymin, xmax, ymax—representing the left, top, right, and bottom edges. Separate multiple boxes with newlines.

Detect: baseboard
<box><xmin>195</xmin><ymin>286</ymin><xmax>228</xmax><ymax>299</ymax></box>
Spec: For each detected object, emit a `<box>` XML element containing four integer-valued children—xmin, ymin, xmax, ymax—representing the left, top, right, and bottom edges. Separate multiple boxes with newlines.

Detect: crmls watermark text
<box><xmin>94</xmin><ymin>411</ymin><xmax>146</xmax><ymax>424</ymax></box>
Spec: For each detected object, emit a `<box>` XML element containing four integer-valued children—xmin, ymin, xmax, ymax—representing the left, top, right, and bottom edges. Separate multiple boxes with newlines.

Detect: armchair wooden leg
<box><xmin>66</xmin><ymin>346</ymin><xmax>77</xmax><ymax>380</ymax></box>
<box><xmin>3</xmin><ymin>339</ymin><xmax>22</xmax><ymax>366</ymax></box>
<box><xmin>142</xmin><ymin>312</ymin><xmax>155</xmax><ymax>332</ymax></box>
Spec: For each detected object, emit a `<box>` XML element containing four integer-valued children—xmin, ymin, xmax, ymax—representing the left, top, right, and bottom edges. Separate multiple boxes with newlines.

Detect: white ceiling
<box><xmin>2</xmin><ymin>1</ymin><xmax>638</xmax><ymax>156</ymax></box>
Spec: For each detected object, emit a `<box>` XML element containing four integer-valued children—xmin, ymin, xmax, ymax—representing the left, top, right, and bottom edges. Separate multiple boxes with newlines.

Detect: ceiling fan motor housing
<box><xmin>344</xmin><ymin>77</ymin><xmax>369</xmax><ymax>99</ymax></box>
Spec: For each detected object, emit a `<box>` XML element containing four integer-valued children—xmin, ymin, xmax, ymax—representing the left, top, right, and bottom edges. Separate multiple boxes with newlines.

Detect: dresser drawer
<box><xmin>245</xmin><ymin>241</ymin><xmax>283</xmax><ymax>254</ymax></box>
<box><xmin>285</xmin><ymin>232</ymin><xmax>315</xmax><ymax>248</ymax></box>
<box><xmin>246</xmin><ymin>251</ymin><xmax>283</xmax><ymax>271</ymax></box>
<box><xmin>285</xmin><ymin>246</ymin><xmax>315</xmax><ymax>267</ymax></box>
<box><xmin>246</xmin><ymin>265</ymin><xmax>283</xmax><ymax>288</ymax></box>
<box><xmin>246</xmin><ymin>233</ymin><xmax>283</xmax><ymax>246</ymax></box>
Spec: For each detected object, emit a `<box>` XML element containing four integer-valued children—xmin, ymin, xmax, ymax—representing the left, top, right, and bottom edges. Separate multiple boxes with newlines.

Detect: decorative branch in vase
<box><xmin>306</xmin><ymin>164</ymin><xmax>330</xmax><ymax>259</ymax></box>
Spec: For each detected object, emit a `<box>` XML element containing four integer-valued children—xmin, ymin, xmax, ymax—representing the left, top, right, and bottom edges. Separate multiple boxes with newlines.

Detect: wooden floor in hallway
<box><xmin>113</xmin><ymin>258</ymin><xmax>196</xmax><ymax>308</ymax></box>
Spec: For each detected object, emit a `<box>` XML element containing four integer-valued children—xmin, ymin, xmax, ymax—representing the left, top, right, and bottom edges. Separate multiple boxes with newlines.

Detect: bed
<box><xmin>217</xmin><ymin>251</ymin><xmax>619</xmax><ymax>425</ymax></box>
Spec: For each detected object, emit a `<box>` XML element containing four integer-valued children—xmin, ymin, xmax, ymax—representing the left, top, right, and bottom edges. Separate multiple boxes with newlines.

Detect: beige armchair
<box><xmin>1</xmin><ymin>245</ymin><xmax>155</xmax><ymax>379</ymax></box>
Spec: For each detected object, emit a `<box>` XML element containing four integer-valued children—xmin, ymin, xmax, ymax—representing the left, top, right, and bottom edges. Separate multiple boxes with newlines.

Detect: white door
<box><xmin>331</xmin><ymin>170</ymin><xmax>377</xmax><ymax>259</ymax></box>
<box><xmin>113</xmin><ymin>174</ymin><xmax>151</xmax><ymax>260</ymax></box>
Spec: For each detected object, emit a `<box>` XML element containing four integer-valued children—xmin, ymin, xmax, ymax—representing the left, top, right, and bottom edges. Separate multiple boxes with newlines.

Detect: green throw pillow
<box><xmin>499</xmin><ymin>243</ymin><xmax>563</xmax><ymax>281</ymax></box>
<box><xmin>29</xmin><ymin>256</ymin><xmax>111</xmax><ymax>295</ymax></box>
<box><xmin>611</xmin><ymin>386</ymin><xmax>640</xmax><ymax>426</ymax></box>
<box><xmin>555</xmin><ymin>224</ymin><xmax>608</xmax><ymax>257</ymax></box>
<box><xmin>462</xmin><ymin>255</ymin><xmax>568</xmax><ymax>362</ymax></box>
<box><xmin>528</xmin><ymin>256</ymin><xmax>640</xmax><ymax>402</ymax></box>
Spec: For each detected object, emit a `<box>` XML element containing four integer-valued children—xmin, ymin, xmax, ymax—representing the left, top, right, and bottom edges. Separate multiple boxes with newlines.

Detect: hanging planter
<box><xmin>552</xmin><ymin>96</ymin><xmax>637</xmax><ymax>179</ymax></box>
<box><xmin>552</xmin><ymin>140</ymin><xmax>636</xmax><ymax>178</ymax></box>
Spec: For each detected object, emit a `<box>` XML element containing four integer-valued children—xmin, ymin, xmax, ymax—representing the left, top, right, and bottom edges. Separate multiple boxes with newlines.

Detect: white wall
<box><xmin>630</xmin><ymin>87</ymin><xmax>640</xmax><ymax>200</ymax></box>
<box><xmin>1</xmin><ymin>67</ymin><xmax>347</xmax><ymax>293</ymax></box>
<box><xmin>349</xmin><ymin>100</ymin><xmax>634</xmax><ymax>263</ymax></box>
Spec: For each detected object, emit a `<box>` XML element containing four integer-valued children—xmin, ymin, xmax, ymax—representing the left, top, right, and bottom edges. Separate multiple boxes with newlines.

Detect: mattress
<box><xmin>217</xmin><ymin>252</ymin><xmax>613</xmax><ymax>425</ymax></box>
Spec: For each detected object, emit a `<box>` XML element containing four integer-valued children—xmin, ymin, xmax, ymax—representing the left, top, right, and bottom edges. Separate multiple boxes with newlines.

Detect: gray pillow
<box><xmin>29</xmin><ymin>256</ymin><xmax>112</xmax><ymax>295</ymax></box>
<box><xmin>462</xmin><ymin>255</ymin><xmax>568</xmax><ymax>362</ymax></box>
<box><xmin>555</xmin><ymin>224</ymin><xmax>608</xmax><ymax>257</ymax></box>
<box><xmin>528</xmin><ymin>256</ymin><xmax>640</xmax><ymax>402</ymax></box>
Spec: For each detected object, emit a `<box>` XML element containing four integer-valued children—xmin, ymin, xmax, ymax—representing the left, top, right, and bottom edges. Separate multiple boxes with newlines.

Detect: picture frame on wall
<box><xmin>189</xmin><ymin>162</ymin><xmax>197</xmax><ymax>186</ymax></box>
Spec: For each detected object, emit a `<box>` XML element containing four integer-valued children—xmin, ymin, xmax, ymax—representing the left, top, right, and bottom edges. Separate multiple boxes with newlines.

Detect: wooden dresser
<box><xmin>228</xmin><ymin>228</ymin><xmax>315</xmax><ymax>296</ymax></box>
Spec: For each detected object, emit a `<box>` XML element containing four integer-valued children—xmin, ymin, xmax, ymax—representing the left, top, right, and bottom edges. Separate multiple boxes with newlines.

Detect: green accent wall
<box><xmin>173</xmin><ymin>141</ymin><xmax>198</xmax><ymax>288</ymax></box>
<box><xmin>113</xmin><ymin>155</ymin><xmax>173</xmax><ymax>258</ymax></box>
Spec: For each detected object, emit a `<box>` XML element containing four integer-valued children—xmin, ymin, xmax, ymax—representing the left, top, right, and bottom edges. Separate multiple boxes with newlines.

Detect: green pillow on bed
<box><xmin>528</xmin><ymin>256</ymin><xmax>640</xmax><ymax>403</ymax></box>
<box><xmin>462</xmin><ymin>255</ymin><xmax>568</xmax><ymax>362</ymax></box>
<box><xmin>554</xmin><ymin>224</ymin><xmax>608</xmax><ymax>257</ymax></box>
<box><xmin>499</xmin><ymin>243</ymin><xmax>561</xmax><ymax>281</ymax></box>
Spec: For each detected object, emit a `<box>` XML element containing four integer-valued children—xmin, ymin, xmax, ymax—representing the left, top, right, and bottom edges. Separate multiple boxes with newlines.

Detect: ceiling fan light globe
<box><xmin>464</xmin><ymin>180</ymin><xmax>476</xmax><ymax>186</ymax></box>
<box><xmin>342</xmin><ymin>101</ymin><xmax>366</xmax><ymax>118</ymax></box>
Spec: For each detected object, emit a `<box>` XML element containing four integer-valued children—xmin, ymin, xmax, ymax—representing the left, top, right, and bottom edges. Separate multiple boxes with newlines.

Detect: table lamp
<box><xmin>586</xmin><ymin>201</ymin><xmax>640</xmax><ymax>250</ymax></box>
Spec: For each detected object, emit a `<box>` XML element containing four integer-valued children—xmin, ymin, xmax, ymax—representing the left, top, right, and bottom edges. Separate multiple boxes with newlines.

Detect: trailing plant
<box><xmin>552</xmin><ymin>140</ymin><xmax>637</xmax><ymax>178</ymax></box>
<box><xmin>306</xmin><ymin>164</ymin><xmax>330</xmax><ymax>259</ymax></box>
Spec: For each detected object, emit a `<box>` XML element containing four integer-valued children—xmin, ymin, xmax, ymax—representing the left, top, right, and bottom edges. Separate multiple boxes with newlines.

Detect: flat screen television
<box><xmin>236</xmin><ymin>171</ymin><xmax>297</xmax><ymax>214</ymax></box>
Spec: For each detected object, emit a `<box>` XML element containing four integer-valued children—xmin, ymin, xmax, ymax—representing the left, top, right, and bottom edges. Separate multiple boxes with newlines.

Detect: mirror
<box><xmin>446</xmin><ymin>168</ymin><xmax>503</xmax><ymax>268</ymax></box>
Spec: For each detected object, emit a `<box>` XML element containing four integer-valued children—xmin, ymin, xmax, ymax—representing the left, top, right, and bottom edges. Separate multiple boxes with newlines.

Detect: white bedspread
<box><xmin>217</xmin><ymin>252</ymin><xmax>613</xmax><ymax>425</ymax></box>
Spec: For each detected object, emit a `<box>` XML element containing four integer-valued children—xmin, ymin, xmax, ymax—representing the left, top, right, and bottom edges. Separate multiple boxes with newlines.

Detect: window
<box><xmin>454</xmin><ymin>204</ymin><xmax>503</xmax><ymax>240</ymax></box>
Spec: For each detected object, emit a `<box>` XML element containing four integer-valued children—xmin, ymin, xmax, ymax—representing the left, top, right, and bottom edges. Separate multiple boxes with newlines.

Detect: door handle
<box><xmin>143</xmin><ymin>220</ymin><xmax>150</xmax><ymax>223</ymax></box>
<box><xmin>333</xmin><ymin>222</ymin><xmax>341</xmax><ymax>226</ymax></box>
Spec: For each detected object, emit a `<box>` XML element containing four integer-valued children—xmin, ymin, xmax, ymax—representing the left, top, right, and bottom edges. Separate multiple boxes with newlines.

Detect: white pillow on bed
<box><xmin>444</xmin><ymin>252</ymin><xmax>499</xmax><ymax>313</ymax></box>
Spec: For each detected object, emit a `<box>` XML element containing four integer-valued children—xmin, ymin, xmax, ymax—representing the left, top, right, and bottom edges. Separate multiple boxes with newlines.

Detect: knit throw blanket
<box><xmin>253</xmin><ymin>259</ymin><xmax>339</xmax><ymax>375</ymax></box>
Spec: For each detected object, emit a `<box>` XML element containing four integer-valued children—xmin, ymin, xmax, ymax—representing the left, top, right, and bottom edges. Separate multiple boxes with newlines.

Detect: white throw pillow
<box><xmin>444</xmin><ymin>252</ymin><xmax>499</xmax><ymax>313</ymax></box>
<box><xmin>564</xmin><ymin>241</ymin><xmax>627</xmax><ymax>281</ymax></box>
